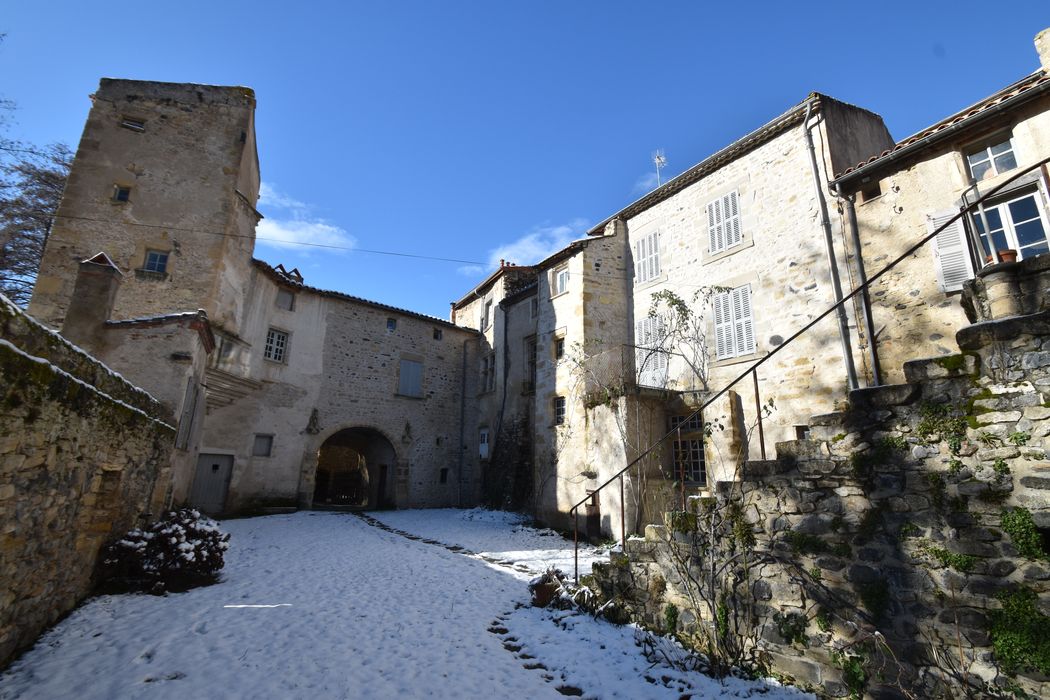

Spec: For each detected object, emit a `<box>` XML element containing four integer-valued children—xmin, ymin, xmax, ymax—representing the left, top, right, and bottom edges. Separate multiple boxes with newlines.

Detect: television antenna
<box><xmin>652</xmin><ymin>150</ymin><xmax>667</xmax><ymax>186</ymax></box>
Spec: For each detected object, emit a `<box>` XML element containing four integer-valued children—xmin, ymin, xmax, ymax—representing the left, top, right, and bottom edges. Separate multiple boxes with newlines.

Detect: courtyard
<box><xmin>0</xmin><ymin>510</ymin><xmax>808</xmax><ymax>699</ymax></box>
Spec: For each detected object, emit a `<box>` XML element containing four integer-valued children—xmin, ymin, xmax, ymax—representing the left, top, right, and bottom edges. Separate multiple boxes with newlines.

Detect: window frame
<box><xmin>143</xmin><ymin>249</ymin><xmax>169</xmax><ymax>274</ymax></box>
<box><xmin>120</xmin><ymin>116</ymin><xmax>146</xmax><ymax>132</ymax></box>
<box><xmin>669</xmin><ymin>414</ymin><xmax>706</xmax><ymax>485</ymax></box>
<box><xmin>970</xmin><ymin>190</ymin><xmax>1050</xmax><ymax>262</ymax></box>
<box><xmin>263</xmin><ymin>327</ymin><xmax>290</xmax><ymax>364</ymax></box>
<box><xmin>479</xmin><ymin>427</ymin><xmax>490</xmax><ymax>460</ymax></box>
<box><xmin>397</xmin><ymin>358</ymin><xmax>424</xmax><ymax>398</ymax></box>
<box><xmin>553</xmin><ymin>396</ymin><xmax>567</xmax><ymax>425</ymax></box>
<box><xmin>113</xmin><ymin>185</ymin><xmax>131</xmax><ymax>203</ymax></box>
<box><xmin>965</xmin><ymin>134</ymin><xmax>1018</xmax><ymax>183</ymax></box>
<box><xmin>480</xmin><ymin>352</ymin><xmax>496</xmax><ymax>393</ymax></box>
<box><xmin>551</xmin><ymin>265</ymin><xmax>570</xmax><ymax>297</ymax></box>
<box><xmin>252</xmin><ymin>433</ymin><xmax>274</xmax><ymax>457</ymax></box>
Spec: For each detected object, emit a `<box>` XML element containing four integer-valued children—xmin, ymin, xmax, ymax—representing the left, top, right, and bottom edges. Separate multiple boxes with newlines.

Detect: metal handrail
<box><xmin>571</xmin><ymin>156</ymin><xmax>1050</xmax><ymax>581</ymax></box>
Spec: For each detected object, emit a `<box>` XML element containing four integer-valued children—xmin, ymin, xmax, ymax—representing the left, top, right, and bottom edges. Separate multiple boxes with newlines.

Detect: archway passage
<box><xmin>313</xmin><ymin>428</ymin><xmax>397</xmax><ymax>509</ymax></box>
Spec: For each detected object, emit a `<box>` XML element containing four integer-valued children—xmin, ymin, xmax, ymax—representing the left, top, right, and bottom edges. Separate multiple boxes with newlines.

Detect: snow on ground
<box><xmin>0</xmin><ymin>510</ymin><xmax>812</xmax><ymax>699</ymax></box>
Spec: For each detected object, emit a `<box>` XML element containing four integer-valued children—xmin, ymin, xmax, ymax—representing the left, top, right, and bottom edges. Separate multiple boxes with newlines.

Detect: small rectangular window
<box><xmin>553</xmin><ymin>396</ymin><xmax>567</xmax><ymax>425</ymax></box>
<box><xmin>113</xmin><ymin>185</ymin><xmax>131</xmax><ymax>202</ymax></box>
<box><xmin>143</xmin><ymin>250</ymin><xmax>168</xmax><ymax>273</ymax></box>
<box><xmin>481</xmin><ymin>300</ymin><xmax>493</xmax><ymax>330</ymax></box>
<box><xmin>398</xmin><ymin>359</ymin><xmax>423</xmax><ymax>397</ymax></box>
<box><xmin>530</xmin><ymin>298</ymin><xmax>539</xmax><ymax>318</ymax></box>
<box><xmin>264</xmin><ymin>328</ymin><xmax>289</xmax><ymax>363</ymax></box>
<box><xmin>439</xmin><ymin>468</ymin><xmax>449</xmax><ymax>484</ymax></box>
<box><xmin>479</xmin><ymin>428</ymin><xmax>490</xmax><ymax>459</ymax></box>
<box><xmin>481</xmin><ymin>353</ymin><xmax>496</xmax><ymax>393</ymax></box>
<box><xmin>387</xmin><ymin>317</ymin><xmax>397</xmax><ymax>332</ymax></box>
<box><xmin>252</xmin><ymin>434</ymin><xmax>274</xmax><ymax>457</ymax></box>
<box><xmin>120</xmin><ymin>117</ymin><xmax>145</xmax><ymax>132</ymax></box>
<box><xmin>555</xmin><ymin>337</ymin><xmax>566</xmax><ymax>360</ymax></box>
<box><xmin>551</xmin><ymin>265</ymin><xmax>569</xmax><ymax>296</ymax></box>
<box><xmin>433</xmin><ymin>328</ymin><xmax>443</xmax><ymax>340</ymax></box>
<box><xmin>275</xmin><ymin>288</ymin><xmax>295</xmax><ymax>311</ymax></box>
<box><xmin>859</xmin><ymin>182</ymin><xmax>882</xmax><ymax>202</ymax></box>
<box><xmin>966</xmin><ymin>136</ymin><xmax>1017</xmax><ymax>182</ymax></box>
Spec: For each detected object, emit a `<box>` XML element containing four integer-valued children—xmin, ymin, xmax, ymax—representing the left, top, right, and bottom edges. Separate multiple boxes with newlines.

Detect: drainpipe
<box><xmin>803</xmin><ymin>101</ymin><xmax>859</xmax><ymax>392</ymax></box>
<box><xmin>457</xmin><ymin>337</ymin><xmax>471</xmax><ymax>507</ymax></box>
<box><xmin>834</xmin><ymin>184</ymin><xmax>882</xmax><ymax>387</ymax></box>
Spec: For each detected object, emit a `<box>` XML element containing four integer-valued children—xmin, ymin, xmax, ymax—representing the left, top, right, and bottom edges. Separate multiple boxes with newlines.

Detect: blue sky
<box><xmin>3</xmin><ymin>2</ymin><xmax>1048</xmax><ymax>319</ymax></box>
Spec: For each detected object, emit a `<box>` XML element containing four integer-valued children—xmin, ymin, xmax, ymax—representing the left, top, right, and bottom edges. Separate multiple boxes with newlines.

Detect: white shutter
<box><xmin>708</xmin><ymin>202</ymin><xmax>718</xmax><ymax>252</ymax></box>
<box><xmin>929</xmin><ymin>211</ymin><xmax>975</xmax><ymax>293</ymax></box>
<box><xmin>732</xmin><ymin>285</ymin><xmax>755</xmax><ymax>355</ymax></box>
<box><xmin>634</xmin><ymin>242</ymin><xmax>642</xmax><ymax>282</ymax></box>
<box><xmin>648</xmin><ymin>232</ymin><xmax>660</xmax><ymax>280</ymax></box>
<box><xmin>714</xmin><ymin>291</ymin><xmax>731</xmax><ymax>358</ymax></box>
<box><xmin>726</xmin><ymin>191</ymin><xmax>741</xmax><ymax>247</ymax></box>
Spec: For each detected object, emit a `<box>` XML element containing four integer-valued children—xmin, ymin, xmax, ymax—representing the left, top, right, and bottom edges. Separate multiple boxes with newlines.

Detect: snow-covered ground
<box><xmin>0</xmin><ymin>509</ymin><xmax>811</xmax><ymax>699</ymax></box>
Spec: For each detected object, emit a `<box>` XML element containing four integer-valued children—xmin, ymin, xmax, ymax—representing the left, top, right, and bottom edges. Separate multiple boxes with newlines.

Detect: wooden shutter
<box><xmin>929</xmin><ymin>211</ymin><xmax>975</xmax><ymax>292</ymax></box>
<box><xmin>708</xmin><ymin>192</ymin><xmax>741</xmax><ymax>254</ymax></box>
<box><xmin>725</xmin><ymin>191</ymin><xmax>741</xmax><ymax>247</ymax></box>
<box><xmin>731</xmin><ymin>285</ymin><xmax>755</xmax><ymax>355</ymax></box>
<box><xmin>399</xmin><ymin>359</ymin><xmax>423</xmax><ymax>396</ymax></box>
<box><xmin>648</xmin><ymin>231</ymin><xmax>660</xmax><ymax>280</ymax></box>
<box><xmin>714</xmin><ymin>291</ymin><xmax>732</xmax><ymax>358</ymax></box>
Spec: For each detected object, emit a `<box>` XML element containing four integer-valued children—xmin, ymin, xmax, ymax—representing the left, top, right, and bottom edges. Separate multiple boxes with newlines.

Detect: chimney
<box><xmin>1037</xmin><ymin>28</ymin><xmax>1050</xmax><ymax>72</ymax></box>
<box><xmin>61</xmin><ymin>252</ymin><xmax>123</xmax><ymax>351</ymax></box>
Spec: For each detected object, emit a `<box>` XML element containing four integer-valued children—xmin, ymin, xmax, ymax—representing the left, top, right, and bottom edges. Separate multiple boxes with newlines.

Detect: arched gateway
<box><xmin>313</xmin><ymin>428</ymin><xmax>397</xmax><ymax>509</ymax></box>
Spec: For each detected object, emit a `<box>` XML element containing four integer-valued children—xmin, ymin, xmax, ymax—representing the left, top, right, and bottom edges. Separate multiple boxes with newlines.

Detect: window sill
<box><xmin>703</xmin><ymin>237</ymin><xmax>754</xmax><ymax>266</ymax></box>
<box><xmin>263</xmin><ymin>357</ymin><xmax>287</xmax><ymax>366</ymax></box>
<box><xmin>710</xmin><ymin>350</ymin><xmax>765</xmax><ymax>368</ymax></box>
<box><xmin>134</xmin><ymin>269</ymin><xmax>168</xmax><ymax>282</ymax></box>
<box><xmin>395</xmin><ymin>393</ymin><xmax>424</xmax><ymax>400</ymax></box>
<box><xmin>549</xmin><ymin>290</ymin><xmax>569</xmax><ymax>301</ymax></box>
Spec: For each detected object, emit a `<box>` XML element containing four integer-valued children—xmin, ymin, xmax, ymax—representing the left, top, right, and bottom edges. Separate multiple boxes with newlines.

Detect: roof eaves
<box><xmin>833</xmin><ymin>70</ymin><xmax>1050</xmax><ymax>185</ymax></box>
<box><xmin>587</xmin><ymin>94</ymin><xmax>820</xmax><ymax>235</ymax></box>
<box><xmin>251</xmin><ymin>259</ymin><xmax>476</xmax><ymax>332</ymax></box>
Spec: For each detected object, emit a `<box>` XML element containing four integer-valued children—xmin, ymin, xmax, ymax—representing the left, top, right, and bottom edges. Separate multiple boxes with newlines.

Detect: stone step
<box><xmin>808</xmin><ymin>411</ymin><xmax>848</xmax><ymax>441</ymax></box>
<box><xmin>741</xmin><ymin>459</ymin><xmax>787</xmax><ymax>477</ymax></box>
<box><xmin>848</xmin><ymin>382</ymin><xmax>920</xmax><ymax>411</ymax></box>
<box><xmin>902</xmin><ymin>353</ymin><xmax>977</xmax><ymax>383</ymax></box>
<box><xmin>774</xmin><ymin>439</ymin><xmax>831</xmax><ymax>461</ymax></box>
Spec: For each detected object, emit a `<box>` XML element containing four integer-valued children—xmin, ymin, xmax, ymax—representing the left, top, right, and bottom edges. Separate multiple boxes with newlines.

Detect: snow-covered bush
<box><xmin>100</xmin><ymin>509</ymin><xmax>230</xmax><ymax>593</ymax></box>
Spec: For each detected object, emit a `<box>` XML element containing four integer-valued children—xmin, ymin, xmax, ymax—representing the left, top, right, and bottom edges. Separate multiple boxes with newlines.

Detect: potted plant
<box><xmin>997</xmin><ymin>249</ymin><xmax>1019</xmax><ymax>263</ymax></box>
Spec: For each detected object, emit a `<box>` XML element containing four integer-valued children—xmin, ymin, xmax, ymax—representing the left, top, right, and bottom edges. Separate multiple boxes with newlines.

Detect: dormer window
<box><xmin>966</xmin><ymin>136</ymin><xmax>1017</xmax><ymax>182</ymax></box>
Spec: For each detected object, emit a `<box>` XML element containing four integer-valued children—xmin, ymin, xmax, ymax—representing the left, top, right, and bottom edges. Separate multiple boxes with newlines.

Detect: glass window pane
<box><xmin>1019</xmin><ymin>240</ymin><xmax>1049</xmax><ymax>258</ymax></box>
<box><xmin>970</xmin><ymin>159</ymin><xmax>992</xmax><ymax>182</ymax></box>
<box><xmin>1014</xmin><ymin>220</ymin><xmax>1048</xmax><ymax>250</ymax></box>
<box><xmin>1008</xmin><ymin>196</ymin><xmax>1039</xmax><ymax>223</ymax></box>
<box><xmin>990</xmin><ymin>140</ymin><xmax>1013</xmax><ymax>155</ymax></box>
<box><xmin>993</xmin><ymin>151</ymin><xmax>1017</xmax><ymax>173</ymax></box>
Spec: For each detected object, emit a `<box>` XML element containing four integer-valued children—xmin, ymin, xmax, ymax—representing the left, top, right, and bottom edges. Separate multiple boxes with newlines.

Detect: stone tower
<box><xmin>29</xmin><ymin>79</ymin><xmax>261</xmax><ymax>336</ymax></box>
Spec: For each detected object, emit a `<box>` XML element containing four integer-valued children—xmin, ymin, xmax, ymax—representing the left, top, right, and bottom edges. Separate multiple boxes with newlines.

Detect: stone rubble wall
<box><xmin>591</xmin><ymin>308</ymin><xmax>1050</xmax><ymax>698</ymax></box>
<box><xmin>0</xmin><ymin>297</ymin><xmax>174</xmax><ymax>668</ymax></box>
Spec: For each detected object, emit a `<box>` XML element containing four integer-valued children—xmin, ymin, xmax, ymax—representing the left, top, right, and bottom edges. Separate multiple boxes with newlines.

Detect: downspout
<box><xmin>833</xmin><ymin>184</ymin><xmax>882</xmax><ymax>387</ymax></box>
<box><xmin>803</xmin><ymin>101</ymin><xmax>859</xmax><ymax>392</ymax></box>
<box><xmin>457</xmin><ymin>337</ymin><xmax>469</xmax><ymax>507</ymax></box>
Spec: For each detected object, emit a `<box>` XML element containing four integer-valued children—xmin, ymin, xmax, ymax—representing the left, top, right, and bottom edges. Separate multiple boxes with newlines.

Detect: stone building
<box><xmin>27</xmin><ymin>78</ymin><xmax>481</xmax><ymax>515</ymax></box>
<box><xmin>831</xmin><ymin>29</ymin><xmax>1050</xmax><ymax>382</ymax></box>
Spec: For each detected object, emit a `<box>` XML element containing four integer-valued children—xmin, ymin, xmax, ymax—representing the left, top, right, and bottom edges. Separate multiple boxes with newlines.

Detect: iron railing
<box><xmin>571</xmin><ymin>156</ymin><xmax>1050</xmax><ymax>581</ymax></box>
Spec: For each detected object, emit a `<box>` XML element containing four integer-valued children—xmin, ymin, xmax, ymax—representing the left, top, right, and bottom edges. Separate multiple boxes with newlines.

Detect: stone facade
<box><xmin>590</xmin><ymin>279</ymin><xmax>1050</xmax><ymax>697</ymax></box>
<box><xmin>0</xmin><ymin>296</ymin><xmax>174</xmax><ymax>668</ymax></box>
<box><xmin>26</xmin><ymin>79</ymin><xmax>481</xmax><ymax>516</ymax></box>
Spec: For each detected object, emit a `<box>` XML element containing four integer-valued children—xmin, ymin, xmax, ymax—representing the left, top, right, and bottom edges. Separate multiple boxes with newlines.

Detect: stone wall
<box><xmin>591</xmin><ymin>304</ymin><xmax>1050</xmax><ymax>698</ymax></box>
<box><xmin>0</xmin><ymin>296</ymin><xmax>175</xmax><ymax>668</ymax></box>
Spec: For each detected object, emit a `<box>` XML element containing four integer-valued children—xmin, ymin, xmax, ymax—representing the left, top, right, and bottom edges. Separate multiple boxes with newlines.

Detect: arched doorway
<box><xmin>313</xmin><ymin>427</ymin><xmax>397</xmax><ymax>509</ymax></box>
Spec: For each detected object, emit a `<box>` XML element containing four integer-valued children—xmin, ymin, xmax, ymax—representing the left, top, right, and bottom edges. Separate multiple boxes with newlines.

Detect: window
<box><xmin>481</xmin><ymin>353</ymin><xmax>496</xmax><ymax>393</ymax></box>
<box><xmin>113</xmin><ymin>185</ymin><xmax>131</xmax><ymax>202</ymax></box>
<box><xmin>966</xmin><ymin>136</ymin><xmax>1017</xmax><ymax>182</ymax></box>
<box><xmin>386</xmin><ymin>317</ymin><xmax>397</xmax><ymax>332</ymax></box>
<box><xmin>635</xmin><ymin>316</ymin><xmax>668</xmax><ymax>387</ymax></box>
<box><xmin>859</xmin><ymin>181</ymin><xmax>882</xmax><ymax>202</ymax></box>
<box><xmin>398</xmin><ymin>359</ymin><xmax>423</xmax><ymax>397</ymax></box>
<box><xmin>252</xmin><ymin>434</ymin><xmax>274</xmax><ymax>457</ymax></box>
<box><xmin>555</xmin><ymin>337</ymin><xmax>565</xmax><ymax>360</ymax></box>
<box><xmin>530</xmin><ymin>297</ymin><xmax>539</xmax><ymax>318</ymax></box>
<box><xmin>551</xmin><ymin>265</ymin><xmax>569</xmax><ymax>297</ymax></box>
<box><xmin>707</xmin><ymin>191</ymin><xmax>742</xmax><ymax>254</ymax></box>
<box><xmin>439</xmin><ymin>468</ymin><xmax>449</xmax><ymax>484</ymax></box>
<box><xmin>143</xmin><ymin>250</ymin><xmax>168</xmax><ymax>274</ymax></box>
<box><xmin>634</xmin><ymin>230</ymin><xmax>661</xmax><ymax>284</ymax></box>
<box><xmin>524</xmin><ymin>336</ymin><xmax>537</xmax><ymax>392</ymax></box>
<box><xmin>713</xmin><ymin>285</ymin><xmax>755</xmax><ymax>359</ymax></box>
<box><xmin>433</xmin><ymin>328</ymin><xmax>443</xmax><ymax>340</ymax></box>
<box><xmin>479</xmin><ymin>428</ymin><xmax>490</xmax><ymax>459</ymax></box>
<box><xmin>669</xmin><ymin>414</ymin><xmax>706</xmax><ymax>485</ymax></box>
<box><xmin>553</xmin><ymin>396</ymin><xmax>567</xmax><ymax>425</ymax></box>
<box><xmin>971</xmin><ymin>192</ymin><xmax>1050</xmax><ymax>262</ymax></box>
<box><xmin>120</xmin><ymin>117</ymin><xmax>145</xmax><ymax>132</ymax></box>
<box><xmin>275</xmin><ymin>288</ymin><xmax>295</xmax><ymax>311</ymax></box>
<box><xmin>264</xmin><ymin>328</ymin><xmax>289</xmax><ymax>363</ymax></box>
<box><xmin>481</xmin><ymin>300</ymin><xmax>493</xmax><ymax>330</ymax></box>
